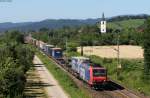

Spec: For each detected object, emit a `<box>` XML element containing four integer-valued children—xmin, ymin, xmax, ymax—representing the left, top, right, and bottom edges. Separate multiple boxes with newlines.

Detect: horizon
<box><xmin>0</xmin><ymin>0</ymin><xmax>150</xmax><ymax>23</ymax></box>
<box><xmin>0</xmin><ymin>13</ymin><xmax>149</xmax><ymax>24</ymax></box>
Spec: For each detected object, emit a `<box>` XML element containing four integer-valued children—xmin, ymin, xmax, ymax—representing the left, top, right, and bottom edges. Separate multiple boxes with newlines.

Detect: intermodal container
<box><xmin>79</xmin><ymin>62</ymin><xmax>90</xmax><ymax>82</ymax></box>
<box><xmin>71</xmin><ymin>57</ymin><xmax>90</xmax><ymax>74</ymax></box>
<box><xmin>51</xmin><ymin>48</ymin><xmax>62</xmax><ymax>59</ymax></box>
<box><xmin>45</xmin><ymin>45</ymin><xmax>54</xmax><ymax>56</ymax></box>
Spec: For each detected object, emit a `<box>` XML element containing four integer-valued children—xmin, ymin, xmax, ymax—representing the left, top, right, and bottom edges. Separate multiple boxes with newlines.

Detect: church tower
<box><xmin>101</xmin><ymin>13</ymin><xmax>106</xmax><ymax>33</ymax></box>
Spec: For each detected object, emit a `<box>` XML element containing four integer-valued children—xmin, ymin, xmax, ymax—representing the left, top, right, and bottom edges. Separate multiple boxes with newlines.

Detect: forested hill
<box><xmin>0</xmin><ymin>14</ymin><xmax>149</xmax><ymax>32</ymax></box>
<box><xmin>108</xmin><ymin>14</ymin><xmax>149</xmax><ymax>22</ymax></box>
<box><xmin>0</xmin><ymin>19</ymin><xmax>99</xmax><ymax>32</ymax></box>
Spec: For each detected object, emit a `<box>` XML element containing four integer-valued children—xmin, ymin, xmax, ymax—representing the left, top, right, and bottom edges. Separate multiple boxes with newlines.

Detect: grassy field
<box><xmin>88</xmin><ymin>55</ymin><xmax>150</xmax><ymax>96</ymax></box>
<box><xmin>35</xmin><ymin>49</ymin><xmax>91</xmax><ymax>98</ymax></box>
<box><xmin>107</xmin><ymin>19</ymin><xmax>145</xmax><ymax>29</ymax></box>
<box><xmin>77</xmin><ymin>45</ymin><xmax>144</xmax><ymax>59</ymax></box>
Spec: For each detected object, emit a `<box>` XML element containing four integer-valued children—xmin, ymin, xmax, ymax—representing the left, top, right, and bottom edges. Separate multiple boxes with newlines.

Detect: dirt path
<box><xmin>33</xmin><ymin>55</ymin><xmax>69</xmax><ymax>98</ymax></box>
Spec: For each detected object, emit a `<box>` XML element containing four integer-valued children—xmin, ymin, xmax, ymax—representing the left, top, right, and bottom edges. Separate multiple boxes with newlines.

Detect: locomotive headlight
<box><xmin>93</xmin><ymin>79</ymin><xmax>96</xmax><ymax>83</ymax></box>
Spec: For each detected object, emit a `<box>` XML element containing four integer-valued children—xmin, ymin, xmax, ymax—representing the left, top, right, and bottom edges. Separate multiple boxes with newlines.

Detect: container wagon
<box><xmin>45</xmin><ymin>45</ymin><xmax>54</xmax><ymax>56</ymax></box>
<box><xmin>39</xmin><ymin>41</ymin><xmax>46</xmax><ymax>50</ymax></box>
<box><xmin>51</xmin><ymin>48</ymin><xmax>63</xmax><ymax>59</ymax></box>
<box><xmin>71</xmin><ymin>57</ymin><xmax>90</xmax><ymax>76</ymax></box>
<box><xmin>36</xmin><ymin>40</ymin><xmax>40</xmax><ymax>47</ymax></box>
<box><xmin>32</xmin><ymin>38</ymin><xmax>37</xmax><ymax>46</ymax></box>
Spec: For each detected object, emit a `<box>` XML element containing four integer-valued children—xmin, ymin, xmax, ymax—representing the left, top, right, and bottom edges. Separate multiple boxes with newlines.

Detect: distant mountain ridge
<box><xmin>0</xmin><ymin>14</ymin><xmax>149</xmax><ymax>32</ymax></box>
<box><xmin>0</xmin><ymin>19</ymin><xmax>99</xmax><ymax>32</ymax></box>
<box><xmin>108</xmin><ymin>14</ymin><xmax>149</xmax><ymax>22</ymax></box>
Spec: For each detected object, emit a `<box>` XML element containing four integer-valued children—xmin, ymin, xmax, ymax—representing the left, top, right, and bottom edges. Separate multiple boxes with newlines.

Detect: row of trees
<box><xmin>143</xmin><ymin>18</ymin><xmax>150</xmax><ymax>79</ymax></box>
<box><xmin>32</xmin><ymin>23</ymin><xmax>143</xmax><ymax>50</ymax></box>
<box><xmin>0</xmin><ymin>31</ymin><xmax>34</xmax><ymax>98</ymax></box>
<box><xmin>108</xmin><ymin>14</ymin><xmax>149</xmax><ymax>22</ymax></box>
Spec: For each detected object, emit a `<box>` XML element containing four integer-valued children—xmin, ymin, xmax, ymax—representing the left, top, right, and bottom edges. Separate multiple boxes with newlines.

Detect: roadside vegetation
<box><xmin>0</xmin><ymin>31</ymin><xmax>34</xmax><ymax>98</ymax></box>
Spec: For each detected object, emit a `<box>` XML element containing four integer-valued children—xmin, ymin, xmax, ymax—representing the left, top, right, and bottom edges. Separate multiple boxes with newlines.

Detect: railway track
<box><xmin>40</xmin><ymin>50</ymin><xmax>146</xmax><ymax>98</ymax></box>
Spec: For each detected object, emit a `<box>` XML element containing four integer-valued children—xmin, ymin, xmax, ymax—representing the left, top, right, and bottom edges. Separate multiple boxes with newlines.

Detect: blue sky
<box><xmin>0</xmin><ymin>0</ymin><xmax>150</xmax><ymax>23</ymax></box>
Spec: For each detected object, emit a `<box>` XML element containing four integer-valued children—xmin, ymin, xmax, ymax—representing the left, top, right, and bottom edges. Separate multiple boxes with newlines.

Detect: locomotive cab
<box><xmin>92</xmin><ymin>68</ymin><xmax>107</xmax><ymax>85</ymax></box>
<box><xmin>89</xmin><ymin>63</ymin><xmax>107</xmax><ymax>87</ymax></box>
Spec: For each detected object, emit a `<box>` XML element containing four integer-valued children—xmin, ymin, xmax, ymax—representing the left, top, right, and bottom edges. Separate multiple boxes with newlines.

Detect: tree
<box><xmin>0</xmin><ymin>31</ymin><xmax>34</xmax><ymax>98</ymax></box>
<box><xmin>39</xmin><ymin>27</ymin><xmax>49</xmax><ymax>33</ymax></box>
<box><xmin>143</xmin><ymin>18</ymin><xmax>150</xmax><ymax>78</ymax></box>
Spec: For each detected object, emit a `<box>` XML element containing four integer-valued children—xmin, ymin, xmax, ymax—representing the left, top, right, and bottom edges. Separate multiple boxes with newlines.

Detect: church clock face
<box><xmin>101</xmin><ymin>21</ymin><xmax>106</xmax><ymax>33</ymax></box>
<box><xmin>100</xmin><ymin>13</ymin><xmax>107</xmax><ymax>33</ymax></box>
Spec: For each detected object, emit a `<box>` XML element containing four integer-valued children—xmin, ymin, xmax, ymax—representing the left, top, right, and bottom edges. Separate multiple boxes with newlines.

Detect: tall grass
<box><xmin>89</xmin><ymin>55</ymin><xmax>150</xmax><ymax>96</ymax></box>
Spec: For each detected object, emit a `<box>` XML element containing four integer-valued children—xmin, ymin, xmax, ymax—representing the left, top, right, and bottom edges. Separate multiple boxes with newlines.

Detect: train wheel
<box><xmin>89</xmin><ymin>84</ymin><xmax>95</xmax><ymax>90</ymax></box>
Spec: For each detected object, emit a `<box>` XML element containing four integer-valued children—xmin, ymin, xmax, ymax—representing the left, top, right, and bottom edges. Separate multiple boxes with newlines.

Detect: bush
<box><xmin>103</xmin><ymin>58</ymin><xmax>113</xmax><ymax>63</ymax></box>
<box><xmin>143</xmin><ymin>18</ymin><xmax>150</xmax><ymax>78</ymax></box>
<box><xmin>0</xmin><ymin>32</ymin><xmax>34</xmax><ymax>98</ymax></box>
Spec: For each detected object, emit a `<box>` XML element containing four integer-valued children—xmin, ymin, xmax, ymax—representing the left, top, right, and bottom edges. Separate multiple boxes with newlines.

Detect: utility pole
<box><xmin>80</xmin><ymin>41</ymin><xmax>84</xmax><ymax>56</ymax></box>
<box><xmin>48</xmin><ymin>32</ymin><xmax>50</xmax><ymax>44</ymax></box>
<box><xmin>65</xmin><ymin>37</ymin><xmax>68</xmax><ymax>66</ymax></box>
<box><xmin>65</xmin><ymin>37</ymin><xmax>68</xmax><ymax>55</ymax></box>
<box><xmin>117</xmin><ymin>33</ymin><xmax>120</xmax><ymax>68</ymax></box>
<box><xmin>117</xmin><ymin>30</ymin><xmax>121</xmax><ymax>78</ymax></box>
<box><xmin>115</xmin><ymin>27</ymin><xmax>122</xmax><ymax>79</ymax></box>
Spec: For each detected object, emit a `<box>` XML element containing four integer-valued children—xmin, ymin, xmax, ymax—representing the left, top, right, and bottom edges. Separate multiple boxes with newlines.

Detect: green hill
<box><xmin>107</xmin><ymin>19</ymin><xmax>145</xmax><ymax>29</ymax></box>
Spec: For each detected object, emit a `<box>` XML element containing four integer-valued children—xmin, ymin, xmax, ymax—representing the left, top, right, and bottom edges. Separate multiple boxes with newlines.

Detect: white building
<box><xmin>101</xmin><ymin>13</ymin><xmax>107</xmax><ymax>33</ymax></box>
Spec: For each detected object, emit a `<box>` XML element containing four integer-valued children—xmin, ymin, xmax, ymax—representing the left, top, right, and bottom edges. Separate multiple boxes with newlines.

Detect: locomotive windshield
<box><xmin>93</xmin><ymin>69</ymin><xmax>106</xmax><ymax>77</ymax></box>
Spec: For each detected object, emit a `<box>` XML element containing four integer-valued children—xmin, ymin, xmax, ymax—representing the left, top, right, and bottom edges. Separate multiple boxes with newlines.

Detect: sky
<box><xmin>0</xmin><ymin>0</ymin><xmax>150</xmax><ymax>23</ymax></box>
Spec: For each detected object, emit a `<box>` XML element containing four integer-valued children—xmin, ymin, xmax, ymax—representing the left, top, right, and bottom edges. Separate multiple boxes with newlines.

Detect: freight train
<box><xmin>25</xmin><ymin>36</ymin><xmax>107</xmax><ymax>87</ymax></box>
